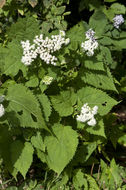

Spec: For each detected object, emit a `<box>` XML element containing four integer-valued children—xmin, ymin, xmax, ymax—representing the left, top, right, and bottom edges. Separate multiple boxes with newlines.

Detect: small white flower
<box><xmin>87</xmin><ymin>117</ymin><xmax>96</xmax><ymax>126</ymax></box>
<box><xmin>59</xmin><ymin>30</ymin><xmax>66</xmax><ymax>37</ymax></box>
<box><xmin>81</xmin><ymin>38</ymin><xmax>98</xmax><ymax>56</ymax></box>
<box><xmin>85</xmin><ymin>29</ymin><xmax>95</xmax><ymax>40</ymax></box>
<box><xmin>42</xmin><ymin>76</ymin><xmax>53</xmax><ymax>85</ymax></box>
<box><xmin>0</xmin><ymin>104</ymin><xmax>5</xmax><ymax>117</ymax></box>
<box><xmin>21</xmin><ymin>31</ymin><xmax>70</xmax><ymax>66</ymax></box>
<box><xmin>81</xmin><ymin>29</ymin><xmax>98</xmax><ymax>57</ymax></box>
<box><xmin>76</xmin><ymin>103</ymin><xmax>98</xmax><ymax>126</ymax></box>
<box><xmin>113</xmin><ymin>15</ymin><xmax>124</xmax><ymax>29</ymax></box>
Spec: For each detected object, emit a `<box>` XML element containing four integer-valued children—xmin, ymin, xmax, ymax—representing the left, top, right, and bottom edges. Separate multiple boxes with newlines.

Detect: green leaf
<box><xmin>111</xmin><ymin>3</ymin><xmax>126</xmax><ymax>14</ymax></box>
<box><xmin>110</xmin><ymin>159</ymin><xmax>122</xmax><ymax>187</ymax></box>
<box><xmin>89</xmin><ymin>10</ymin><xmax>108</xmax><ymax>36</ymax></box>
<box><xmin>38</xmin><ymin>94</ymin><xmax>52</xmax><ymax>122</ymax></box>
<box><xmin>44</xmin><ymin>124</ymin><xmax>78</xmax><ymax>174</ymax></box>
<box><xmin>50</xmin><ymin>90</ymin><xmax>76</xmax><ymax>117</ymax></box>
<box><xmin>112</xmin><ymin>39</ymin><xmax>126</xmax><ymax>50</ymax></box>
<box><xmin>67</xmin><ymin>21</ymin><xmax>87</xmax><ymax>50</ymax></box>
<box><xmin>0</xmin><ymin>45</ymin><xmax>8</xmax><ymax>73</ymax></box>
<box><xmin>85</xmin><ymin>174</ymin><xmax>100</xmax><ymax>190</ymax></box>
<box><xmin>77</xmin><ymin>87</ymin><xmax>118</xmax><ymax>116</ymax></box>
<box><xmin>84</xmin><ymin>58</ymin><xmax>105</xmax><ymax>71</ymax></box>
<box><xmin>7</xmin><ymin>15</ymin><xmax>40</xmax><ymax>42</ymax></box>
<box><xmin>74</xmin><ymin>142</ymin><xmax>97</xmax><ymax>164</ymax></box>
<box><xmin>31</xmin><ymin>132</ymin><xmax>45</xmax><ymax>152</ymax></box>
<box><xmin>6</xmin><ymin>84</ymin><xmax>47</xmax><ymax>130</ymax></box>
<box><xmin>85</xmin><ymin>119</ymin><xmax>106</xmax><ymax>138</ymax></box>
<box><xmin>73</xmin><ymin>169</ymin><xmax>88</xmax><ymax>190</ymax></box>
<box><xmin>81</xmin><ymin>70</ymin><xmax>117</xmax><ymax>91</ymax></box>
<box><xmin>3</xmin><ymin>40</ymin><xmax>27</xmax><ymax>77</ymax></box>
<box><xmin>25</xmin><ymin>75</ymin><xmax>39</xmax><ymax>87</ymax></box>
<box><xmin>11</xmin><ymin>141</ymin><xmax>34</xmax><ymax>178</ymax></box>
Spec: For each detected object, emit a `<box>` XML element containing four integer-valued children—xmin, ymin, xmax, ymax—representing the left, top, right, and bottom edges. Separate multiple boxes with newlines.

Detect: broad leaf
<box><xmin>3</xmin><ymin>40</ymin><xmax>27</xmax><ymax>77</ymax></box>
<box><xmin>7</xmin><ymin>15</ymin><xmax>40</xmax><ymax>42</ymax></box>
<box><xmin>77</xmin><ymin>87</ymin><xmax>118</xmax><ymax>116</ymax></box>
<box><xmin>6</xmin><ymin>84</ymin><xmax>47</xmax><ymax>130</ymax></box>
<box><xmin>50</xmin><ymin>90</ymin><xmax>76</xmax><ymax>117</ymax></box>
<box><xmin>44</xmin><ymin>124</ymin><xmax>78</xmax><ymax>174</ymax></box>
<box><xmin>11</xmin><ymin>141</ymin><xmax>34</xmax><ymax>178</ymax></box>
<box><xmin>38</xmin><ymin>94</ymin><xmax>52</xmax><ymax>122</ymax></box>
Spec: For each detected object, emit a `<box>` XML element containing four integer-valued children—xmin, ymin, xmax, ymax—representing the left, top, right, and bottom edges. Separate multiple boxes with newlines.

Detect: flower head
<box><xmin>113</xmin><ymin>15</ymin><xmax>124</xmax><ymax>29</ymax></box>
<box><xmin>76</xmin><ymin>103</ymin><xmax>98</xmax><ymax>126</ymax></box>
<box><xmin>42</xmin><ymin>76</ymin><xmax>53</xmax><ymax>85</ymax></box>
<box><xmin>21</xmin><ymin>31</ymin><xmax>70</xmax><ymax>66</ymax></box>
<box><xmin>85</xmin><ymin>29</ymin><xmax>95</xmax><ymax>40</ymax></box>
<box><xmin>81</xmin><ymin>29</ymin><xmax>98</xmax><ymax>56</ymax></box>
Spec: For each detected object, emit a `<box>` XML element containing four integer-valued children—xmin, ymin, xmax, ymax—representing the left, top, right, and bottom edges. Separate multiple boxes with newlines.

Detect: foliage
<box><xmin>0</xmin><ymin>0</ymin><xmax>126</xmax><ymax>189</ymax></box>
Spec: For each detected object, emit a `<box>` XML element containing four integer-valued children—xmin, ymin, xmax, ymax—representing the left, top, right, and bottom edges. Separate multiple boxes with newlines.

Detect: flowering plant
<box><xmin>0</xmin><ymin>0</ymin><xmax>126</xmax><ymax>189</ymax></box>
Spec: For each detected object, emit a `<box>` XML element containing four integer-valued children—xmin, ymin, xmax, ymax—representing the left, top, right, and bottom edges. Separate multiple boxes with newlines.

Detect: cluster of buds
<box><xmin>113</xmin><ymin>15</ymin><xmax>124</xmax><ymax>29</ymax></box>
<box><xmin>76</xmin><ymin>103</ymin><xmax>98</xmax><ymax>126</ymax></box>
<box><xmin>42</xmin><ymin>76</ymin><xmax>53</xmax><ymax>85</ymax></box>
<box><xmin>21</xmin><ymin>31</ymin><xmax>70</xmax><ymax>66</ymax></box>
<box><xmin>81</xmin><ymin>29</ymin><xmax>98</xmax><ymax>56</ymax></box>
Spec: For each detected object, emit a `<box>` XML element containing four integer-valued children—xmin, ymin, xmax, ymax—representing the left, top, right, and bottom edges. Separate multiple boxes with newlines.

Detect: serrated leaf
<box><xmin>73</xmin><ymin>169</ymin><xmax>88</xmax><ymax>190</ymax></box>
<box><xmin>112</xmin><ymin>39</ymin><xmax>126</xmax><ymax>50</ymax></box>
<box><xmin>7</xmin><ymin>15</ymin><xmax>40</xmax><ymax>42</ymax></box>
<box><xmin>38</xmin><ymin>94</ymin><xmax>52</xmax><ymax>122</ymax></box>
<box><xmin>31</xmin><ymin>132</ymin><xmax>45</xmax><ymax>152</ymax></box>
<box><xmin>6</xmin><ymin>84</ymin><xmax>48</xmax><ymax>130</ymax></box>
<box><xmin>77</xmin><ymin>87</ymin><xmax>118</xmax><ymax>116</ymax></box>
<box><xmin>67</xmin><ymin>21</ymin><xmax>87</xmax><ymax>50</ymax></box>
<box><xmin>25</xmin><ymin>75</ymin><xmax>39</xmax><ymax>87</ymax></box>
<box><xmin>84</xmin><ymin>58</ymin><xmax>105</xmax><ymax>71</ymax></box>
<box><xmin>89</xmin><ymin>10</ymin><xmax>108</xmax><ymax>36</ymax></box>
<box><xmin>111</xmin><ymin>3</ymin><xmax>126</xmax><ymax>14</ymax></box>
<box><xmin>86</xmin><ymin>174</ymin><xmax>100</xmax><ymax>190</ymax></box>
<box><xmin>11</xmin><ymin>141</ymin><xmax>34</xmax><ymax>178</ymax></box>
<box><xmin>110</xmin><ymin>159</ymin><xmax>122</xmax><ymax>186</ymax></box>
<box><xmin>81</xmin><ymin>70</ymin><xmax>117</xmax><ymax>91</ymax></box>
<box><xmin>50</xmin><ymin>90</ymin><xmax>76</xmax><ymax>117</ymax></box>
<box><xmin>74</xmin><ymin>142</ymin><xmax>97</xmax><ymax>164</ymax></box>
<box><xmin>85</xmin><ymin>119</ymin><xmax>106</xmax><ymax>138</ymax></box>
<box><xmin>3</xmin><ymin>40</ymin><xmax>27</xmax><ymax>77</ymax></box>
<box><xmin>44</xmin><ymin>124</ymin><xmax>78</xmax><ymax>174</ymax></box>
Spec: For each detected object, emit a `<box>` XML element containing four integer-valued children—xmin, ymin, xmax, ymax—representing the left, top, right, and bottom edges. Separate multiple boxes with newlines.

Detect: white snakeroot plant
<box><xmin>81</xmin><ymin>29</ymin><xmax>98</xmax><ymax>56</ymax></box>
<box><xmin>113</xmin><ymin>15</ymin><xmax>124</xmax><ymax>29</ymax></box>
<box><xmin>21</xmin><ymin>30</ymin><xmax>70</xmax><ymax>66</ymax></box>
<box><xmin>0</xmin><ymin>104</ymin><xmax>5</xmax><ymax>117</ymax></box>
<box><xmin>42</xmin><ymin>76</ymin><xmax>53</xmax><ymax>85</ymax></box>
<box><xmin>76</xmin><ymin>103</ymin><xmax>98</xmax><ymax>126</ymax></box>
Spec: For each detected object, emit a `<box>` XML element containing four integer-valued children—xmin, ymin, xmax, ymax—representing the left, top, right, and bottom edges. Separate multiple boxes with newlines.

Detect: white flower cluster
<box><xmin>113</xmin><ymin>15</ymin><xmax>124</xmax><ymax>29</ymax></box>
<box><xmin>42</xmin><ymin>76</ymin><xmax>53</xmax><ymax>85</ymax></box>
<box><xmin>76</xmin><ymin>103</ymin><xmax>98</xmax><ymax>126</ymax></box>
<box><xmin>81</xmin><ymin>29</ymin><xmax>98</xmax><ymax>56</ymax></box>
<box><xmin>0</xmin><ymin>104</ymin><xmax>5</xmax><ymax>117</ymax></box>
<box><xmin>21</xmin><ymin>31</ymin><xmax>70</xmax><ymax>66</ymax></box>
